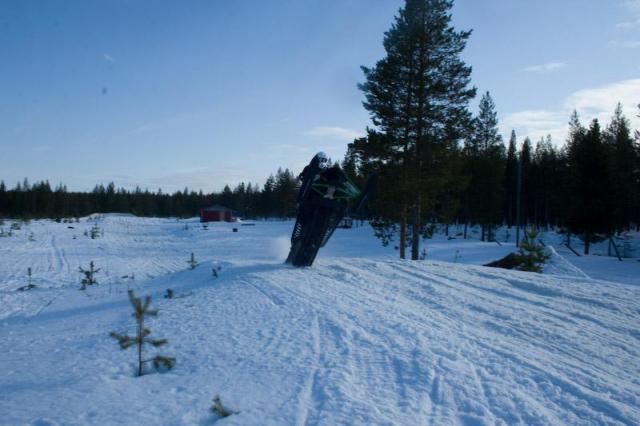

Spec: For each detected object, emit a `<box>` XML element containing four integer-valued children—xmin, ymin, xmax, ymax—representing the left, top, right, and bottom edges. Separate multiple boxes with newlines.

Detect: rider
<box><xmin>298</xmin><ymin>152</ymin><xmax>345</xmax><ymax>203</ymax></box>
<box><xmin>295</xmin><ymin>152</ymin><xmax>347</xmax><ymax>222</ymax></box>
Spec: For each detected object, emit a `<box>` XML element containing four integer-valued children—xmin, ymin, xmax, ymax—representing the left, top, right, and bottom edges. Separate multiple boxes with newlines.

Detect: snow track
<box><xmin>1</xmin><ymin>217</ymin><xmax>639</xmax><ymax>425</ymax></box>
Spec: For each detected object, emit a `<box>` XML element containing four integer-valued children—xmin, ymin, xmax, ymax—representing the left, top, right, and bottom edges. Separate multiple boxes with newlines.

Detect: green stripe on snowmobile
<box><xmin>311</xmin><ymin>178</ymin><xmax>361</xmax><ymax>200</ymax></box>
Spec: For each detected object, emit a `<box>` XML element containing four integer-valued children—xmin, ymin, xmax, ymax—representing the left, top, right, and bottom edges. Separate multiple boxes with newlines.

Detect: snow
<box><xmin>1</xmin><ymin>215</ymin><xmax>639</xmax><ymax>425</ymax></box>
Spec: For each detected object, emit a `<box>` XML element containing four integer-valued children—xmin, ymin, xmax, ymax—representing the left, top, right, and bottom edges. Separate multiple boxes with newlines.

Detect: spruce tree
<box><xmin>515</xmin><ymin>229</ymin><xmax>550</xmax><ymax>272</ymax></box>
<box><xmin>532</xmin><ymin>136</ymin><xmax>559</xmax><ymax>229</ymax></box>
<box><xmin>359</xmin><ymin>0</ymin><xmax>475</xmax><ymax>260</ymax></box>
<box><xmin>465</xmin><ymin>92</ymin><xmax>505</xmax><ymax>241</ymax></box>
<box><xmin>187</xmin><ymin>252</ymin><xmax>198</xmax><ymax>269</ymax></box>
<box><xmin>503</xmin><ymin>131</ymin><xmax>518</xmax><ymax>227</ymax></box>
<box><xmin>567</xmin><ymin>119</ymin><xmax>613</xmax><ymax>254</ymax></box>
<box><xmin>519</xmin><ymin>137</ymin><xmax>533</xmax><ymax>225</ymax></box>
<box><xmin>79</xmin><ymin>261</ymin><xmax>100</xmax><ymax>290</ymax></box>
<box><xmin>604</xmin><ymin>103</ymin><xmax>636</xmax><ymax>233</ymax></box>
<box><xmin>110</xmin><ymin>290</ymin><xmax>175</xmax><ymax>377</ymax></box>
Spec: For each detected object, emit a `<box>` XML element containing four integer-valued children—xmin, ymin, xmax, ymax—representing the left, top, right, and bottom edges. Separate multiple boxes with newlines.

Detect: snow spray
<box><xmin>270</xmin><ymin>236</ymin><xmax>291</xmax><ymax>261</ymax></box>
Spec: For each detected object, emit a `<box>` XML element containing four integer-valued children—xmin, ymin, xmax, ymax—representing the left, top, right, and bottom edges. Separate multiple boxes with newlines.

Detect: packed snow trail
<box><xmin>1</xmin><ymin>217</ymin><xmax>639</xmax><ymax>425</ymax></box>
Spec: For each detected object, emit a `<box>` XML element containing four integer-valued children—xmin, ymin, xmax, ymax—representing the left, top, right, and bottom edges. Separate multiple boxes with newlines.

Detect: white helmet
<box><xmin>315</xmin><ymin>151</ymin><xmax>329</xmax><ymax>169</ymax></box>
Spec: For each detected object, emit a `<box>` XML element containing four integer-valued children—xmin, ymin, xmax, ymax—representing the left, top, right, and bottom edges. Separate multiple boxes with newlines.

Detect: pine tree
<box><xmin>604</xmin><ymin>103</ymin><xmax>637</xmax><ymax>233</ymax></box>
<box><xmin>273</xmin><ymin>168</ymin><xmax>298</xmax><ymax>218</ymax></box>
<box><xmin>0</xmin><ymin>181</ymin><xmax>6</xmax><ymax>218</ymax></box>
<box><xmin>359</xmin><ymin>0</ymin><xmax>475</xmax><ymax>260</ymax></box>
<box><xmin>519</xmin><ymin>137</ymin><xmax>533</xmax><ymax>225</ymax></box>
<box><xmin>567</xmin><ymin>118</ymin><xmax>613</xmax><ymax>254</ymax></box>
<box><xmin>503</xmin><ymin>131</ymin><xmax>518</xmax><ymax>227</ymax></box>
<box><xmin>79</xmin><ymin>261</ymin><xmax>100</xmax><ymax>290</ymax></box>
<box><xmin>531</xmin><ymin>136</ymin><xmax>559</xmax><ymax>229</ymax></box>
<box><xmin>635</xmin><ymin>104</ymin><xmax>640</xmax><ymax>229</ymax></box>
<box><xmin>187</xmin><ymin>252</ymin><xmax>198</xmax><ymax>269</ymax></box>
<box><xmin>465</xmin><ymin>92</ymin><xmax>505</xmax><ymax>241</ymax></box>
<box><xmin>211</xmin><ymin>395</ymin><xmax>233</xmax><ymax>418</ymax></box>
<box><xmin>515</xmin><ymin>229</ymin><xmax>550</xmax><ymax>272</ymax></box>
<box><xmin>110</xmin><ymin>290</ymin><xmax>175</xmax><ymax>377</ymax></box>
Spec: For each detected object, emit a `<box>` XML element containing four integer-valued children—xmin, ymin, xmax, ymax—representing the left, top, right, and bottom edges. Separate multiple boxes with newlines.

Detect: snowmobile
<box><xmin>286</xmin><ymin>152</ymin><xmax>376</xmax><ymax>267</ymax></box>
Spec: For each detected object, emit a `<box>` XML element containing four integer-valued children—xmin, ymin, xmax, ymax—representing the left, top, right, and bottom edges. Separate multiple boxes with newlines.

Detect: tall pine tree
<box><xmin>464</xmin><ymin>92</ymin><xmax>505</xmax><ymax>241</ymax></box>
<box><xmin>503</xmin><ymin>130</ymin><xmax>518</xmax><ymax>227</ymax></box>
<box><xmin>359</xmin><ymin>0</ymin><xmax>475</xmax><ymax>259</ymax></box>
<box><xmin>567</xmin><ymin>118</ymin><xmax>613</xmax><ymax>254</ymax></box>
<box><xmin>604</xmin><ymin>103</ymin><xmax>637</xmax><ymax>233</ymax></box>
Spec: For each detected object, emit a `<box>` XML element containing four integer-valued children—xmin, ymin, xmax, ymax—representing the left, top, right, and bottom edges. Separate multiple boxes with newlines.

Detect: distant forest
<box><xmin>0</xmin><ymin>167</ymin><xmax>300</xmax><ymax>220</ymax></box>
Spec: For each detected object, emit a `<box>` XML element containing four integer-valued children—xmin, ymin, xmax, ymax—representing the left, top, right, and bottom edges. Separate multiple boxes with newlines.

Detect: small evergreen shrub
<box><xmin>90</xmin><ymin>224</ymin><xmax>101</xmax><ymax>239</ymax></box>
<box><xmin>110</xmin><ymin>290</ymin><xmax>175</xmax><ymax>377</ymax></box>
<box><xmin>515</xmin><ymin>229</ymin><xmax>550</xmax><ymax>272</ymax></box>
<box><xmin>187</xmin><ymin>253</ymin><xmax>198</xmax><ymax>269</ymax></box>
<box><xmin>211</xmin><ymin>395</ymin><xmax>233</xmax><ymax>418</ymax></box>
<box><xmin>18</xmin><ymin>267</ymin><xmax>37</xmax><ymax>291</ymax></box>
<box><xmin>212</xmin><ymin>266</ymin><xmax>222</xmax><ymax>278</ymax></box>
<box><xmin>79</xmin><ymin>261</ymin><xmax>100</xmax><ymax>289</ymax></box>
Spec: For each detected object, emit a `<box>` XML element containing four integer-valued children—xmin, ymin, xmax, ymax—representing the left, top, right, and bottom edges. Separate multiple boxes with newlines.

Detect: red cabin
<box><xmin>200</xmin><ymin>205</ymin><xmax>235</xmax><ymax>222</ymax></box>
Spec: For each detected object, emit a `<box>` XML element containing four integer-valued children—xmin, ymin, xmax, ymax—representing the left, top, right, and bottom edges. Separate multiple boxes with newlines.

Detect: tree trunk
<box><xmin>584</xmin><ymin>232</ymin><xmax>590</xmax><ymax>255</ymax></box>
<box><xmin>411</xmin><ymin>202</ymin><xmax>421</xmax><ymax>260</ymax></box>
<box><xmin>399</xmin><ymin>207</ymin><xmax>407</xmax><ymax>259</ymax></box>
<box><xmin>137</xmin><ymin>317</ymin><xmax>144</xmax><ymax>377</ymax></box>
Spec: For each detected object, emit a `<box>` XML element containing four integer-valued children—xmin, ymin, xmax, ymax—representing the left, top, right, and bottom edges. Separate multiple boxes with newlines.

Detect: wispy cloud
<box><xmin>524</xmin><ymin>62</ymin><xmax>566</xmax><ymax>73</ymax></box>
<box><xmin>609</xmin><ymin>40</ymin><xmax>640</xmax><ymax>48</ymax></box>
<box><xmin>303</xmin><ymin>126</ymin><xmax>364</xmax><ymax>141</ymax></box>
<box><xmin>615</xmin><ymin>18</ymin><xmax>640</xmax><ymax>30</ymax></box>
<box><xmin>622</xmin><ymin>0</ymin><xmax>640</xmax><ymax>11</ymax></box>
<box><xmin>502</xmin><ymin>79</ymin><xmax>640</xmax><ymax>144</ymax></box>
<box><xmin>103</xmin><ymin>53</ymin><xmax>116</xmax><ymax>63</ymax></box>
<box><xmin>146</xmin><ymin>166</ymin><xmax>249</xmax><ymax>192</ymax></box>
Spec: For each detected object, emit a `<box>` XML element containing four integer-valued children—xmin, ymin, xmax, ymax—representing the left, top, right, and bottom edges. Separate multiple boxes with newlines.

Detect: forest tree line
<box><xmin>348</xmin><ymin>101</ymin><xmax>640</xmax><ymax>255</ymax></box>
<box><xmin>348</xmin><ymin>0</ymin><xmax>640</xmax><ymax>257</ymax></box>
<box><xmin>0</xmin><ymin>168</ymin><xmax>300</xmax><ymax>220</ymax></box>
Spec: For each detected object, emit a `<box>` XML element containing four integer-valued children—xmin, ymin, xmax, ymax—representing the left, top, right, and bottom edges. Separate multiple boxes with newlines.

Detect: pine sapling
<box><xmin>187</xmin><ymin>252</ymin><xmax>198</xmax><ymax>269</ymax></box>
<box><xmin>110</xmin><ymin>290</ymin><xmax>175</xmax><ymax>377</ymax></box>
<box><xmin>79</xmin><ymin>261</ymin><xmax>100</xmax><ymax>290</ymax></box>
<box><xmin>211</xmin><ymin>395</ymin><xmax>233</xmax><ymax>418</ymax></box>
<box><xmin>90</xmin><ymin>224</ymin><xmax>100</xmax><ymax>239</ymax></box>
<box><xmin>17</xmin><ymin>267</ymin><xmax>37</xmax><ymax>291</ymax></box>
<box><xmin>515</xmin><ymin>229</ymin><xmax>550</xmax><ymax>272</ymax></box>
<box><xmin>212</xmin><ymin>266</ymin><xmax>221</xmax><ymax>278</ymax></box>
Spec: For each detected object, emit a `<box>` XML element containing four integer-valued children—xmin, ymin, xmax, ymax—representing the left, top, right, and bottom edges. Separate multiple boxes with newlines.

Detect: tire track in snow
<box><xmin>256</xmin><ymin>265</ymin><xmax>441</xmax><ymax>424</ymax></box>
<box><xmin>241</xmin><ymin>279</ymin><xmax>286</xmax><ymax>307</ymax></box>
<box><xmin>295</xmin><ymin>313</ymin><xmax>320</xmax><ymax>426</ymax></box>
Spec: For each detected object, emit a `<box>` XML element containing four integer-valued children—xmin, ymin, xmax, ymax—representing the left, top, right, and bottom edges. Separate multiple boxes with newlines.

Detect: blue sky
<box><xmin>1</xmin><ymin>0</ymin><xmax>639</xmax><ymax>192</ymax></box>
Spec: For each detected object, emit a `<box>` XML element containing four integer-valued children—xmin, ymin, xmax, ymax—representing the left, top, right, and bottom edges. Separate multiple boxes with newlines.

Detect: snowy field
<box><xmin>1</xmin><ymin>215</ymin><xmax>639</xmax><ymax>425</ymax></box>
